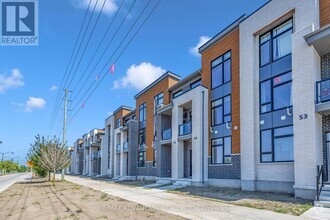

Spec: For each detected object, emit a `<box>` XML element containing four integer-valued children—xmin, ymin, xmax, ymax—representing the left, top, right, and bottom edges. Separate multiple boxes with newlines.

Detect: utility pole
<box><xmin>61</xmin><ymin>88</ymin><xmax>71</xmax><ymax>181</ymax></box>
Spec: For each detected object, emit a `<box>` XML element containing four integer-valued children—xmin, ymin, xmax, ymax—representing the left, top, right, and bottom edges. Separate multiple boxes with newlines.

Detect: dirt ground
<box><xmin>0</xmin><ymin>178</ymin><xmax>184</xmax><ymax>220</ymax></box>
<box><xmin>172</xmin><ymin>186</ymin><xmax>313</xmax><ymax>216</ymax></box>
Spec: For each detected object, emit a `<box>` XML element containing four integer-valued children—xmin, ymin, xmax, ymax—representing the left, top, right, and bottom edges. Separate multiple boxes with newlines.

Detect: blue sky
<box><xmin>0</xmin><ymin>0</ymin><xmax>268</xmax><ymax>164</ymax></box>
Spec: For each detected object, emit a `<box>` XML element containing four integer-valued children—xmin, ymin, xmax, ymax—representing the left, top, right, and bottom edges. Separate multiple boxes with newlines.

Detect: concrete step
<box><xmin>156</xmin><ymin>178</ymin><xmax>172</xmax><ymax>185</ymax></box>
<box><xmin>320</xmin><ymin>191</ymin><xmax>330</xmax><ymax>201</ymax></box>
<box><xmin>322</xmin><ymin>185</ymin><xmax>330</xmax><ymax>191</ymax></box>
<box><xmin>157</xmin><ymin>184</ymin><xmax>186</xmax><ymax>191</ymax></box>
<box><xmin>173</xmin><ymin>180</ymin><xmax>191</xmax><ymax>187</ymax></box>
<box><xmin>315</xmin><ymin>200</ymin><xmax>330</xmax><ymax>208</ymax></box>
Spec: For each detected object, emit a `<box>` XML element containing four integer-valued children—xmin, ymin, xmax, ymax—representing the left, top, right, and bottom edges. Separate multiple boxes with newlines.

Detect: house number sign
<box><xmin>299</xmin><ymin>114</ymin><xmax>307</xmax><ymax>120</ymax></box>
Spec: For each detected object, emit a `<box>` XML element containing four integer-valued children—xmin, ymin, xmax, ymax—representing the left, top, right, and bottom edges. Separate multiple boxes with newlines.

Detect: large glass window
<box><xmin>138</xmin><ymin>151</ymin><xmax>145</xmax><ymax>167</ymax></box>
<box><xmin>154</xmin><ymin>93</ymin><xmax>164</xmax><ymax>114</ymax></box>
<box><xmin>115</xmin><ymin>118</ymin><xmax>121</xmax><ymax>128</ymax></box>
<box><xmin>211</xmin><ymin>137</ymin><xmax>232</xmax><ymax>164</ymax></box>
<box><xmin>190</xmin><ymin>79</ymin><xmax>201</xmax><ymax>89</ymax></box>
<box><xmin>260</xmin><ymin>19</ymin><xmax>292</xmax><ymax>67</ymax></box>
<box><xmin>139</xmin><ymin>103</ymin><xmax>146</xmax><ymax>122</ymax></box>
<box><xmin>261</xmin><ymin>126</ymin><xmax>293</xmax><ymax>162</ymax></box>
<box><xmin>260</xmin><ymin>72</ymin><xmax>292</xmax><ymax>113</ymax></box>
<box><xmin>173</xmin><ymin>90</ymin><xmax>182</xmax><ymax>99</ymax></box>
<box><xmin>211</xmin><ymin>51</ymin><xmax>231</xmax><ymax>89</ymax></box>
<box><xmin>211</xmin><ymin>95</ymin><xmax>231</xmax><ymax>126</ymax></box>
<box><xmin>139</xmin><ymin>128</ymin><xmax>145</xmax><ymax>145</ymax></box>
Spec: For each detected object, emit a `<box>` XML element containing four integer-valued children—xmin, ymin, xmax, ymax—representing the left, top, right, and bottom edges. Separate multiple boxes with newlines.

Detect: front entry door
<box><xmin>328</xmin><ymin>141</ymin><xmax>330</xmax><ymax>180</ymax></box>
<box><xmin>189</xmin><ymin>150</ymin><xmax>192</xmax><ymax>177</ymax></box>
<box><xmin>126</xmin><ymin>153</ymin><xmax>129</xmax><ymax>176</ymax></box>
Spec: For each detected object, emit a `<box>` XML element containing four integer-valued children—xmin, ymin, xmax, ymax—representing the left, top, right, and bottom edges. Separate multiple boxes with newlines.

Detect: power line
<box><xmin>70</xmin><ymin>0</ymin><xmax>125</xmax><ymax>98</ymax></box>
<box><xmin>50</xmin><ymin>0</ymin><xmax>100</xmax><ymax>134</ymax></box>
<box><xmin>67</xmin><ymin>0</ymin><xmax>149</xmax><ymax>120</ymax></box>
<box><xmin>69</xmin><ymin>0</ymin><xmax>138</xmax><ymax>106</ymax></box>
<box><xmin>66</xmin><ymin>0</ymin><xmax>107</xmax><ymax>89</ymax></box>
<box><xmin>49</xmin><ymin>0</ymin><xmax>93</xmax><ymax>134</ymax></box>
<box><xmin>55</xmin><ymin>0</ymin><xmax>133</xmax><ymax>136</ymax></box>
<box><xmin>66</xmin><ymin>0</ymin><xmax>161</xmax><ymax>129</ymax></box>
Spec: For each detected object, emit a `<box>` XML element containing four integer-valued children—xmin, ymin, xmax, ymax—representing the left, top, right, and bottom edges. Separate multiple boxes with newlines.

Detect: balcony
<box><xmin>179</xmin><ymin>121</ymin><xmax>192</xmax><ymax>136</ymax></box>
<box><xmin>316</xmin><ymin>79</ymin><xmax>330</xmax><ymax>115</ymax></box>
<box><xmin>139</xmin><ymin>143</ymin><xmax>146</xmax><ymax>151</ymax></box>
<box><xmin>91</xmin><ymin>153</ymin><xmax>97</xmax><ymax>159</ymax></box>
<box><xmin>123</xmin><ymin>142</ymin><xmax>128</xmax><ymax>152</ymax></box>
<box><xmin>116</xmin><ymin>144</ymin><xmax>121</xmax><ymax>153</ymax></box>
<box><xmin>162</xmin><ymin>128</ymin><xmax>172</xmax><ymax>140</ymax></box>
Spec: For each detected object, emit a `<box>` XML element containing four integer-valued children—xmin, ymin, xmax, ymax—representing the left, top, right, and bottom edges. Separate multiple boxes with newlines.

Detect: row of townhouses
<box><xmin>70</xmin><ymin>0</ymin><xmax>330</xmax><ymax>200</ymax></box>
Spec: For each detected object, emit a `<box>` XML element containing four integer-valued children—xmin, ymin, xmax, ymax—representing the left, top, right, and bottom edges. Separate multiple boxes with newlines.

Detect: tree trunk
<box><xmin>61</xmin><ymin>169</ymin><xmax>64</xmax><ymax>181</ymax></box>
<box><xmin>52</xmin><ymin>170</ymin><xmax>55</xmax><ymax>186</ymax></box>
<box><xmin>48</xmin><ymin>171</ymin><xmax>50</xmax><ymax>181</ymax></box>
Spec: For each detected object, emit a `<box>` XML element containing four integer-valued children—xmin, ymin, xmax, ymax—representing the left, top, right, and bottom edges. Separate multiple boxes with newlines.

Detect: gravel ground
<box><xmin>0</xmin><ymin>177</ymin><xmax>184</xmax><ymax>220</ymax></box>
<box><xmin>171</xmin><ymin>186</ymin><xmax>313</xmax><ymax>216</ymax></box>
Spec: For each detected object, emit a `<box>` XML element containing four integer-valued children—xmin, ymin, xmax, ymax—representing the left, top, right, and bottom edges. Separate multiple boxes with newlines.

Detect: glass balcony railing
<box><xmin>162</xmin><ymin>128</ymin><xmax>172</xmax><ymax>140</ymax></box>
<box><xmin>139</xmin><ymin>143</ymin><xmax>146</xmax><ymax>151</ymax></box>
<box><xmin>123</xmin><ymin>142</ymin><xmax>128</xmax><ymax>151</ymax></box>
<box><xmin>316</xmin><ymin>79</ymin><xmax>330</xmax><ymax>104</ymax></box>
<box><xmin>179</xmin><ymin>121</ymin><xmax>192</xmax><ymax>136</ymax></box>
<box><xmin>91</xmin><ymin>153</ymin><xmax>97</xmax><ymax>159</ymax></box>
<box><xmin>116</xmin><ymin>144</ymin><xmax>121</xmax><ymax>152</ymax></box>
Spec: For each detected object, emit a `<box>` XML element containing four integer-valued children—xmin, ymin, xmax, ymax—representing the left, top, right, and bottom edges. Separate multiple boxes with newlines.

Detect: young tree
<box><xmin>27</xmin><ymin>135</ymin><xmax>48</xmax><ymax>177</ymax></box>
<box><xmin>38</xmin><ymin>138</ymin><xmax>71</xmax><ymax>186</ymax></box>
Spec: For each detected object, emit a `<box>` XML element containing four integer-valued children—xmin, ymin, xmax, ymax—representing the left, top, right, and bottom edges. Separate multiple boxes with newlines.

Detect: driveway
<box><xmin>0</xmin><ymin>172</ymin><xmax>32</xmax><ymax>193</ymax></box>
<box><xmin>62</xmin><ymin>175</ymin><xmax>310</xmax><ymax>220</ymax></box>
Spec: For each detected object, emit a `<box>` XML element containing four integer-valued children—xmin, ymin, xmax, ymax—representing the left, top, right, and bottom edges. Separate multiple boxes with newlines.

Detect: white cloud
<box><xmin>0</xmin><ymin>68</ymin><xmax>24</xmax><ymax>93</ymax></box>
<box><xmin>189</xmin><ymin>36</ymin><xmax>211</xmax><ymax>57</ymax></box>
<box><xmin>49</xmin><ymin>85</ymin><xmax>58</xmax><ymax>91</ymax></box>
<box><xmin>71</xmin><ymin>0</ymin><xmax>118</xmax><ymax>16</ymax></box>
<box><xmin>112</xmin><ymin>62</ymin><xmax>166</xmax><ymax>90</ymax></box>
<box><xmin>24</xmin><ymin>97</ymin><xmax>46</xmax><ymax>112</ymax></box>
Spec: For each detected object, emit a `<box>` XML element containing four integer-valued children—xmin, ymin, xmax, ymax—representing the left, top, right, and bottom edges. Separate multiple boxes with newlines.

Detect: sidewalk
<box><xmin>62</xmin><ymin>175</ymin><xmax>310</xmax><ymax>220</ymax></box>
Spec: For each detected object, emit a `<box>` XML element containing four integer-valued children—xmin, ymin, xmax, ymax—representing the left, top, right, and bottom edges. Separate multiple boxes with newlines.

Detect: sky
<box><xmin>0</xmin><ymin>0</ymin><xmax>269</xmax><ymax>164</ymax></box>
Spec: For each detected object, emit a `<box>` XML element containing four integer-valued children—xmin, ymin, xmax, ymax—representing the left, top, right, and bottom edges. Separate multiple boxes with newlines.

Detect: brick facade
<box><xmin>208</xmin><ymin>155</ymin><xmax>241</xmax><ymax>179</ymax></box>
<box><xmin>321</xmin><ymin>53</ymin><xmax>330</xmax><ymax>182</ymax></box>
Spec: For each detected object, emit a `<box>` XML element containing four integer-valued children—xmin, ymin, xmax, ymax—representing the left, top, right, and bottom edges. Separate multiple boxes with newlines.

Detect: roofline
<box><xmin>243</xmin><ymin>0</ymin><xmax>272</xmax><ymax>21</ymax></box>
<box><xmin>168</xmin><ymin>69</ymin><xmax>201</xmax><ymax>92</ymax></box>
<box><xmin>113</xmin><ymin>105</ymin><xmax>133</xmax><ymax>115</ymax></box>
<box><xmin>105</xmin><ymin>114</ymin><xmax>114</xmax><ymax>121</ymax></box>
<box><xmin>123</xmin><ymin>109</ymin><xmax>136</xmax><ymax>118</ymax></box>
<box><xmin>199</xmin><ymin>15</ymin><xmax>246</xmax><ymax>53</ymax></box>
<box><xmin>134</xmin><ymin>71</ymin><xmax>181</xmax><ymax>99</ymax></box>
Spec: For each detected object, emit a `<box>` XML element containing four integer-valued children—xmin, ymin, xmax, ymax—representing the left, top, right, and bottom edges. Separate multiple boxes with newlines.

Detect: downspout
<box><xmin>202</xmin><ymin>90</ymin><xmax>205</xmax><ymax>185</ymax></box>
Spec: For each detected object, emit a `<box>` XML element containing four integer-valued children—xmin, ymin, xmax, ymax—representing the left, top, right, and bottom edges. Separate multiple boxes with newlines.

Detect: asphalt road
<box><xmin>0</xmin><ymin>172</ymin><xmax>31</xmax><ymax>193</ymax></box>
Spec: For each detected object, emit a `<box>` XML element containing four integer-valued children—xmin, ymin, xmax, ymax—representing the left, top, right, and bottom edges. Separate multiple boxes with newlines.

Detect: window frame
<box><xmin>190</xmin><ymin>79</ymin><xmax>202</xmax><ymax>89</ymax></box>
<box><xmin>172</xmin><ymin>90</ymin><xmax>183</xmax><ymax>99</ymax></box>
<box><xmin>259</xmin><ymin>71</ymin><xmax>292</xmax><ymax>114</ymax></box>
<box><xmin>115</xmin><ymin>118</ymin><xmax>121</xmax><ymax>128</ymax></box>
<box><xmin>211</xmin><ymin>50</ymin><xmax>232</xmax><ymax>90</ymax></box>
<box><xmin>260</xmin><ymin>125</ymin><xmax>294</xmax><ymax>163</ymax></box>
<box><xmin>211</xmin><ymin>136</ymin><xmax>232</xmax><ymax>164</ymax></box>
<box><xmin>211</xmin><ymin>95</ymin><xmax>231</xmax><ymax>126</ymax></box>
<box><xmin>138</xmin><ymin>151</ymin><xmax>146</xmax><ymax>167</ymax></box>
<box><xmin>139</xmin><ymin>102</ymin><xmax>146</xmax><ymax>122</ymax></box>
<box><xmin>259</xmin><ymin>19</ymin><xmax>293</xmax><ymax>68</ymax></box>
<box><xmin>154</xmin><ymin>92</ymin><xmax>164</xmax><ymax>115</ymax></box>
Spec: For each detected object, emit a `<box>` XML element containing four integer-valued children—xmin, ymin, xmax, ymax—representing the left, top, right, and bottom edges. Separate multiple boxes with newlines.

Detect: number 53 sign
<box><xmin>299</xmin><ymin>114</ymin><xmax>307</xmax><ymax>120</ymax></box>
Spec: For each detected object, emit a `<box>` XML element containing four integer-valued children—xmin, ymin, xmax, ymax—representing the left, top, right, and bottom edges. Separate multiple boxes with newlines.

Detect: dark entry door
<box><xmin>126</xmin><ymin>153</ymin><xmax>129</xmax><ymax>176</ymax></box>
<box><xmin>189</xmin><ymin>150</ymin><xmax>192</xmax><ymax>177</ymax></box>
